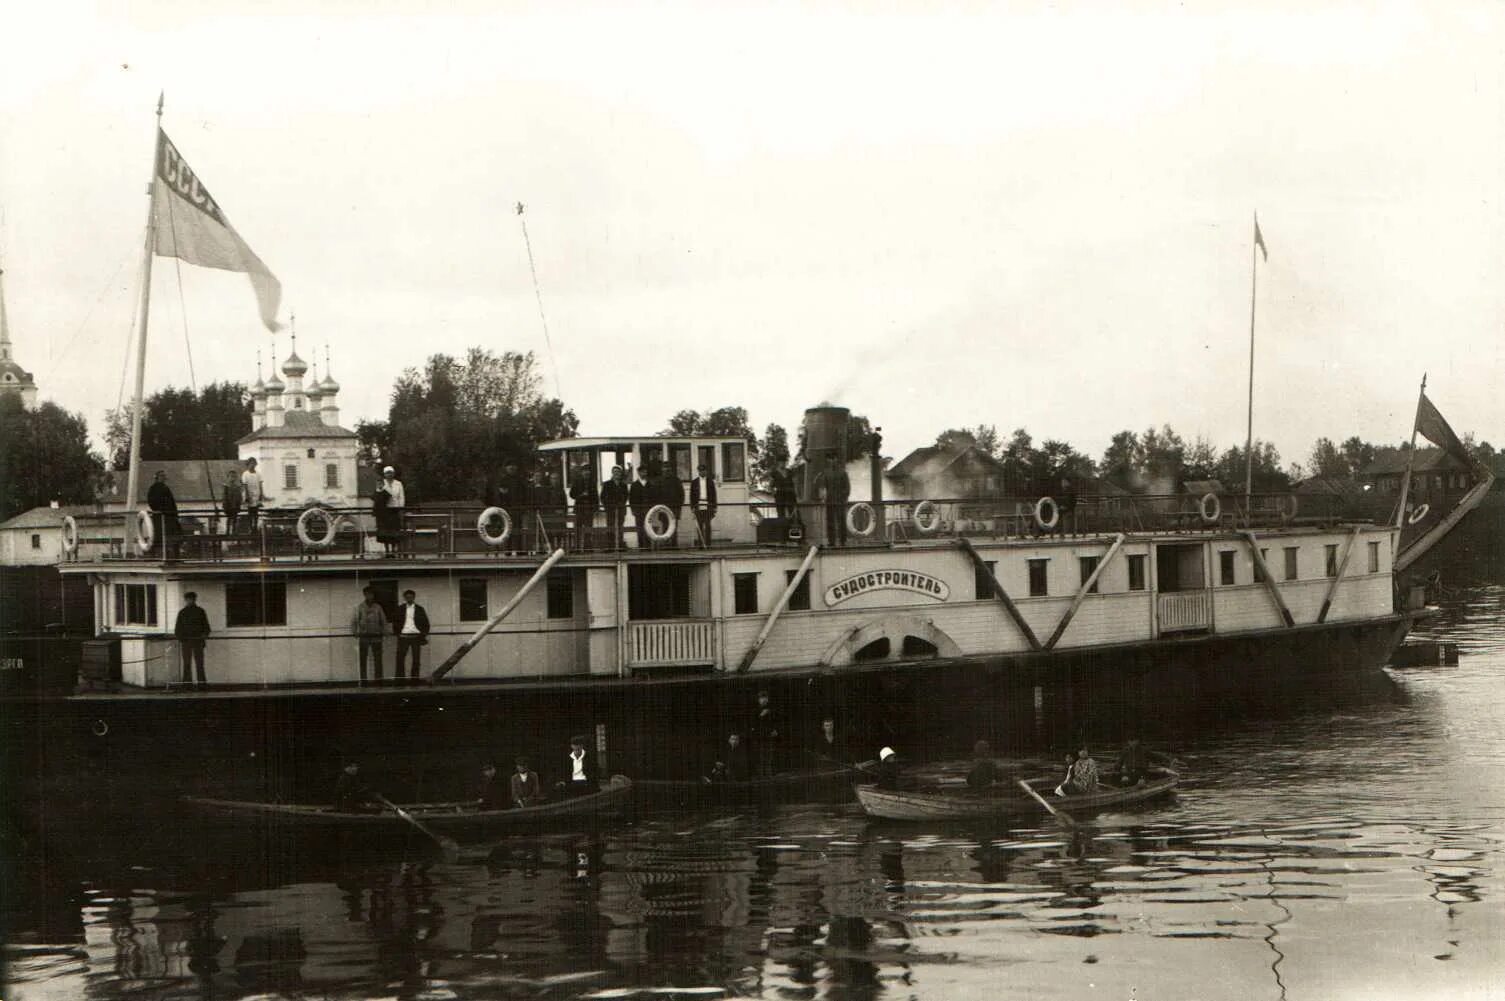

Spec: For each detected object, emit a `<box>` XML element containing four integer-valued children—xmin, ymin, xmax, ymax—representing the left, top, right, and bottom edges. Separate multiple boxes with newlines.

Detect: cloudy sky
<box><xmin>3</xmin><ymin>2</ymin><xmax>1503</xmax><ymax>471</ymax></box>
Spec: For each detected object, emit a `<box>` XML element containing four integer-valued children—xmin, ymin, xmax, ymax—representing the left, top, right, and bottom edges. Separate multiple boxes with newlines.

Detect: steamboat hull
<box><xmin>3</xmin><ymin>609</ymin><xmax>1418</xmax><ymax>812</ymax></box>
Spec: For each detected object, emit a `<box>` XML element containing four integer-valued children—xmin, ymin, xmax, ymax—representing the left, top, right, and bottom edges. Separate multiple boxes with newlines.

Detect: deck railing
<box><xmin>1158</xmin><ymin>591</ymin><xmax>1212</xmax><ymax>633</ymax></box>
<box><xmin>62</xmin><ymin>490</ymin><xmax>1348</xmax><ymax>566</ymax></box>
<box><xmin>625</xmin><ymin>619</ymin><xmax>717</xmax><ymax>669</ymax></box>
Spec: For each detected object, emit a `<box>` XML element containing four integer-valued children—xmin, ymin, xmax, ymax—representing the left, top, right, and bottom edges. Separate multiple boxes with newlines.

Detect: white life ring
<box><xmin>643</xmin><ymin>503</ymin><xmax>677</xmax><ymax>541</ymax></box>
<box><xmin>61</xmin><ymin>515</ymin><xmax>79</xmax><ymax>554</ymax></box>
<box><xmin>912</xmin><ymin>500</ymin><xmax>942</xmax><ymax>534</ymax></box>
<box><xmin>846</xmin><ymin>502</ymin><xmax>876</xmax><ymax>537</ymax></box>
<box><xmin>134</xmin><ymin>509</ymin><xmax>155</xmax><ymax>555</ymax></box>
<box><xmin>1279</xmin><ymin>494</ymin><xmax>1299</xmax><ymax>523</ymax></box>
<box><xmin>1407</xmin><ymin>503</ymin><xmax>1430</xmax><ymax>525</ymax></box>
<box><xmin>1034</xmin><ymin>496</ymin><xmax>1060</xmax><ymax>530</ymax></box>
<box><xmin>297</xmin><ymin>506</ymin><xmax>338</xmax><ymax>548</ymax></box>
<box><xmin>477</xmin><ymin>506</ymin><xmax>512</xmax><ymax>546</ymax></box>
<box><xmin>1199</xmin><ymin>492</ymin><xmax>1221</xmax><ymax>524</ymax></box>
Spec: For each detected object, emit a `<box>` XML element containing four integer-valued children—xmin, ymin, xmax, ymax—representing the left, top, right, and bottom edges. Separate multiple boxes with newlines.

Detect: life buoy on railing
<box><xmin>1034</xmin><ymin>496</ymin><xmax>1059</xmax><ymax>530</ymax></box>
<box><xmin>1407</xmin><ymin>503</ymin><xmax>1430</xmax><ymax>525</ymax></box>
<box><xmin>134</xmin><ymin>509</ymin><xmax>155</xmax><ymax>555</ymax></box>
<box><xmin>91</xmin><ymin>718</ymin><xmax>109</xmax><ymax>737</ymax></box>
<box><xmin>913</xmin><ymin>500</ymin><xmax>942</xmax><ymax>534</ymax></box>
<box><xmin>643</xmin><ymin>503</ymin><xmax>677</xmax><ymax>541</ymax></box>
<box><xmin>1279</xmin><ymin>494</ymin><xmax>1299</xmax><ymax>523</ymax></box>
<box><xmin>297</xmin><ymin>506</ymin><xmax>338</xmax><ymax>548</ymax></box>
<box><xmin>1199</xmin><ymin>492</ymin><xmax>1222</xmax><ymax>524</ymax></box>
<box><xmin>477</xmin><ymin>506</ymin><xmax>512</xmax><ymax>546</ymax></box>
<box><xmin>846</xmin><ymin>502</ymin><xmax>876</xmax><ymax>537</ymax></box>
<box><xmin>61</xmin><ymin>515</ymin><xmax>79</xmax><ymax>554</ymax></box>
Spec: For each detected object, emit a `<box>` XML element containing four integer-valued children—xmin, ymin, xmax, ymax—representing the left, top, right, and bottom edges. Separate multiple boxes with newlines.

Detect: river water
<box><xmin>5</xmin><ymin>579</ymin><xmax>1504</xmax><ymax>1001</ymax></box>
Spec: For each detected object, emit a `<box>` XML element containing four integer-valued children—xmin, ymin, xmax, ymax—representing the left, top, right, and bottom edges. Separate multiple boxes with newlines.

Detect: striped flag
<box><xmin>152</xmin><ymin>129</ymin><xmax>282</xmax><ymax>331</ymax></box>
<box><xmin>1254</xmin><ymin>215</ymin><xmax>1268</xmax><ymax>262</ymax></box>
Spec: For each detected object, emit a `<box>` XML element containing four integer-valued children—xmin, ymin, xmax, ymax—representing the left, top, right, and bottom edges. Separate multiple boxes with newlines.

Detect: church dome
<box><xmin>281</xmin><ymin>350</ymin><xmax>308</xmax><ymax>378</ymax></box>
<box><xmin>319</xmin><ymin>371</ymin><xmax>340</xmax><ymax>393</ymax></box>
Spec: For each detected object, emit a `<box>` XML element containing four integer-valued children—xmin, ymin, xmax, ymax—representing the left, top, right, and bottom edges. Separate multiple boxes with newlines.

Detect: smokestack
<box><xmin>801</xmin><ymin>405</ymin><xmax>850</xmax><ymax>499</ymax></box>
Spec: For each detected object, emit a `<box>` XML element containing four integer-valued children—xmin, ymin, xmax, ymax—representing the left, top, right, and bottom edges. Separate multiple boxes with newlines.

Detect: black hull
<box><xmin>3</xmin><ymin>612</ymin><xmax>1417</xmax><ymax>812</ymax></box>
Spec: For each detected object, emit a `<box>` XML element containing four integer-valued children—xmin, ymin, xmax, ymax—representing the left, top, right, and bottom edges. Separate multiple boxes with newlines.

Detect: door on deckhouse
<box><xmin>625</xmin><ymin>564</ymin><xmax>714</xmax><ymax>671</ymax></box>
<box><xmin>1155</xmin><ymin>543</ymin><xmax>1211</xmax><ymax>634</ymax></box>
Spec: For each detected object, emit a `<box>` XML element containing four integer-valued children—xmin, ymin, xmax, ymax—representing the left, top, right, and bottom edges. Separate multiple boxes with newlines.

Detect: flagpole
<box><xmin>1394</xmin><ymin>373</ymin><xmax>1427</xmax><ymax>529</ymax></box>
<box><xmin>1243</xmin><ymin>214</ymin><xmax>1258</xmax><ymax>514</ymax></box>
<box><xmin>123</xmin><ymin>93</ymin><xmax>163</xmax><ymax>553</ymax></box>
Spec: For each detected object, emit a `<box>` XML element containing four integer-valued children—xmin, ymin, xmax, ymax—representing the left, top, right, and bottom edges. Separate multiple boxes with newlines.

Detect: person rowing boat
<box><xmin>332</xmin><ymin>761</ymin><xmax>378</xmax><ymax>813</ymax></box>
<box><xmin>966</xmin><ymin>740</ymin><xmax>1000</xmax><ymax>791</ymax></box>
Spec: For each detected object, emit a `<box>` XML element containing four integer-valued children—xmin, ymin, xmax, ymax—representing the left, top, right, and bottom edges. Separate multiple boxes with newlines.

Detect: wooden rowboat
<box><xmin>635</xmin><ymin>762</ymin><xmax>866</xmax><ymax>807</ymax></box>
<box><xmin>855</xmin><ymin>768</ymin><xmax>1179</xmax><ymax>821</ymax></box>
<box><xmin>183</xmin><ymin>775</ymin><xmax>632</xmax><ymax>832</ymax></box>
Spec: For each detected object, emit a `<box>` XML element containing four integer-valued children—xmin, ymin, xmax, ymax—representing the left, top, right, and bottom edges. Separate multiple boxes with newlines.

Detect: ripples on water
<box><xmin>6</xmin><ymin>587</ymin><xmax>1505</xmax><ymax>1000</ymax></box>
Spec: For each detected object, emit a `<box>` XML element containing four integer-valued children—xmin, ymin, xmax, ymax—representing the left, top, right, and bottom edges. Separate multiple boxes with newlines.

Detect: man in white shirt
<box><xmin>688</xmin><ymin>463</ymin><xmax>717</xmax><ymax>547</ymax></box>
<box><xmin>559</xmin><ymin>734</ymin><xmax>596</xmax><ymax>797</ymax></box>
<box><xmin>394</xmin><ymin>588</ymin><xmax>430</xmax><ymax>680</ymax></box>
<box><xmin>241</xmin><ymin>458</ymin><xmax>264</xmax><ymax>531</ymax></box>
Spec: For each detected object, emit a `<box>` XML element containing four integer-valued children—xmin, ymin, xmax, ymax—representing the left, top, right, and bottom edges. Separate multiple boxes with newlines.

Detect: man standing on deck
<box><xmin>689</xmin><ymin>463</ymin><xmax>718</xmax><ymax>547</ymax></box>
<box><xmin>629</xmin><ymin>463</ymin><xmax>653</xmax><ymax>549</ymax></box>
<box><xmin>814</xmin><ymin>455</ymin><xmax>850</xmax><ymax>547</ymax></box>
<box><xmin>351</xmin><ymin>585</ymin><xmax>389</xmax><ymax>683</ymax></box>
<box><xmin>221</xmin><ymin>469</ymin><xmax>242</xmax><ymax>537</ymax></box>
<box><xmin>147</xmin><ymin>470</ymin><xmax>180</xmax><ymax>558</ymax></box>
<box><xmin>600</xmin><ymin>465</ymin><xmax>629</xmax><ymax>551</ymax></box>
<box><xmin>241</xmin><ymin>458</ymin><xmax>263</xmax><ymax>533</ymax></box>
<box><xmin>394</xmin><ymin>589</ymin><xmax>430</xmax><ymax>681</ymax></box>
<box><xmin>173</xmin><ymin>591</ymin><xmax>211</xmax><ymax>687</ymax></box>
<box><xmin>657</xmin><ymin>460</ymin><xmax>684</xmax><ymax>549</ymax></box>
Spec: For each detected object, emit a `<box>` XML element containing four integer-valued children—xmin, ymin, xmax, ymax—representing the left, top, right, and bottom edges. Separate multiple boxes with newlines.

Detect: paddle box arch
<box><xmin>817</xmin><ymin>615</ymin><xmax>963</xmax><ymax>668</ymax></box>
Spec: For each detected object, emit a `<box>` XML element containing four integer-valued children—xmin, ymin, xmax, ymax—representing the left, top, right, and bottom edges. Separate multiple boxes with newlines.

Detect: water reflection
<box><xmin>8</xmin><ymin>578</ymin><xmax>1505</xmax><ymax>1000</ymax></box>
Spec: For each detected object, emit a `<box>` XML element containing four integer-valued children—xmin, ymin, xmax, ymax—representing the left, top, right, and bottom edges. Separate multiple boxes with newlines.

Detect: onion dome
<box><xmin>281</xmin><ymin>349</ymin><xmax>308</xmax><ymax>379</ymax></box>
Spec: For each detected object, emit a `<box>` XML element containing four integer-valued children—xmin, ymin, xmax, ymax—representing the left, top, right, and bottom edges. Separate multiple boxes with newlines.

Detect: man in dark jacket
<box><xmin>628</xmin><ymin>464</ymin><xmax>653</xmax><ymax>549</ymax></box>
<box><xmin>393</xmin><ymin>589</ymin><xmax>431</xmax><ymax>681</ymax></box>
<box><xmin>705</xmin><ymin>732</ymin><xmax>750</xmax><ymax>783</ymax></box>
<box><xmin>333</xmin><ymin>761</ymin><xmax>376</xmax><ymax>812</ymax></box>
<box><xmin>688</xmin><ymin>464</ymin><xmax>718</xmax><ymax>547</ymax></box>
<box><xmin>748</xmin><ymin>689</ymin><xmax>782</xmax><ymax>777</ymax></box>
<box><xmin>656</xmin><ymin>462</ymin><xmax>684</xmax><ymax>549</ymax></box>
<box><xmin>600</xmin><ymin>465</ymin><xmax>630</xmax><ymax>551</ymax></box>
<box><xmin>570</xmin><ymin>465</ymin><xmax>599</xmax><ymax>550</ymax></box>
<box><xmin>813</xmin><ymin>455</ymin><xmax>850</xmax><ymax>546</ymax></box>
<box><xmin>496</xmin><ymin>463</ymin><xmax>527</xmax><ymax>554</ymax></box>
<box><xmin>147</xmin><ymin>470</ymin><xmax>180</xmax><ymax>558</ymax></box>
<box><xmin>174</xmin><ymin>590</ymin><xmax>212</xmax><ymax>686</ymax></box>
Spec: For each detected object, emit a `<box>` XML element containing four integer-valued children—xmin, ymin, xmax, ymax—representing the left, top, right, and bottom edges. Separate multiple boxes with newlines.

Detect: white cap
<box><xmin>383</xmin><ymin>466</ymin><xmax>395</xmax><ymax>474</ymax></box>
<box><xmin>879</xmin><ymin>746</ymin><xmax>895</xmax><ymax>761</ymax></box>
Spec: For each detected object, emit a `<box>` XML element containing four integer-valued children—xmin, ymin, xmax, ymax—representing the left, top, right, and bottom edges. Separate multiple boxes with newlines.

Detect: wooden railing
<box><xmin>626</xmin><ymin>619</ymin><xmax>717</xmax><ymax>669</ymax></box>
<box><xmin>1158</xmin><ymin>591</ymin><xmax>1211</xmax><ymax>633</ymax></box>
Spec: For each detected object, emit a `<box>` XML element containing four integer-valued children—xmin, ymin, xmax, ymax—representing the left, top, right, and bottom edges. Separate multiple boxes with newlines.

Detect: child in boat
<box><xmin>1055</xmin><ymin>748</ymin><xmax>1100</xmax><ymax>796</ymax></box>
<box><xmin>966</xmin><ymin>740</ymin><xmax>1000</xmax><ymax>790</ymax></box>
<box><xmin>511</xmin><ymin>757</ymin><xmax>543</xmax><ymax>808</ymax></box>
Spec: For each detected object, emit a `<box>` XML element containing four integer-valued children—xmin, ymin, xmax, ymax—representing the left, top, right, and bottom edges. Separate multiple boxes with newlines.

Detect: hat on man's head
<box><xmin>879</xmin><ymin>746</ymin><xmax>895</xmax><ymax>761</ymax></box>
<box><xmin>383</xmin><ymin>466</ymin><xmax>395</xmax><ymax>474</ymax></box>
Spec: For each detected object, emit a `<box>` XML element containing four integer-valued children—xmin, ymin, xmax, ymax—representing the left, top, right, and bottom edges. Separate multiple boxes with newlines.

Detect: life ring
<box><xmin>61</xmin><ymin>515</ymin><xmax>79</xmax><ymax>554</ymax></box>
<box><xmin>846</xmin><ymin>502</ymin><xmax>876</xmax><ymax>537</ymax></box>
<box><xmin>913</xmin><ymin>500</ymin><xmax>942</xmax><ymax>534</ymax></box>
<box><xmin>296</xmin><ymin>506</ymin><xmax>338</xmax><ymax>548</ymax></box>
<box><xmin>477</xmin><ymin>506</ymin><xmax>512</xmax><ymax>546</ymax></box>
<box><xmin>1034</xmin><ymin>496</ymin><xmax>1059</xmax><ymax>530</ymax></box>
<box><xmin>1407</xmin><ymin>503</ymin><xmax>1430</xmax><ymax>525</ymax></box>
<box><xmin>134</xmin><ymin>509</ymin><xmax>155</xmax><ymax>555</ymax></box>
<box><xmin>1279</xmin><ymin>494</ymin><xmax>1299</xmax><ymax>523</ymax></box>
<box><xmin>1199</xmin><ymin>492</ymin><xmax>1221</xmax><ymax>523</ymax></box>
<box><xmin>91</xmin><ymin>719</ymin><xmax>109</xmax><ymax>737</ymax></box>
<box><xmin>643</xmin><ymin>503</ymin><xmax>677</xmax><ymax>541</ymax></box>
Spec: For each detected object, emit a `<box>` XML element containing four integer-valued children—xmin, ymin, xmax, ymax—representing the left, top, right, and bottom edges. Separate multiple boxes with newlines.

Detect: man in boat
<box><xmin>558</xmin><ymin>735</ymin><xmax>597</xmax><ymax>798</ymax></box>
<box><xmin>748</xmin><ymin>689</ymin><xmax>783</xmax><ymax>777</ymax></box>
<box><xmin>966</xmin><ymin>740</ymin><xmax>1000</xmax><ymax>791</ymax></box>
<box><xmin>813</xmin><ymin>454</ymin><xmax>850</xmax><ymax>547</ymax></box>
<box><xmin>689</xmin><ymin>463</ymin><xmax>717</xmax><ymax>547</ymax></box>
<box><xmin>475</xmin><ymin>763</ymin><xmax>506</xmax><ymax>810</ymax></box>
<box><xmin>147</xmin><ymin>470</ymin><xmax>181</xmax><ymax>558</ymax></box>
<box><xmin>511</xmin><ymin>756</ymin><xmax>543</xmax><ymax>808</ymax></box>
<box><xmin>351</xmin><ymin>586</ymin><xmax>389</xmax><ymax>683</ymax></box>
<box><xmin>173</xmin><ymin>591</ymin><xmax>212</xmax><ymax>687</ymax></box>
<box><xmin>874</xmin><ymin>746</ymin><xmax>903</xmax><ymax>791</ymax></box>
<box><xmin>1056</xmin><ymin>748</ymin><xmax>1100</xmax><ymax>796</ymax></box>
<box><xmin>1114</xmin><ymin>739</ymin><xmax>1150</xmax><ymax>786</ymax></box>
<box><xmin>394</xmin><ymin>589</ymin><xmax>430</xmax><ymax>681</ymax></box>
<box><xmin>810</xmin><ymin>716</ymin><xmax>851</xmax><ymax>765</ymax></box>
<box><xmin>601</xmin><ymin>465</ymin><xmax>629</xmax><ymax>551</ymax></box>
<box><xmin>333</xmin><ymin>761</ymin><xmax>376</xmax><ymax>812</ymax></box>
<box><xmin>705</xmin><ymin>732</ymin><xmax>750</xmax><ymax>783</ymax></box>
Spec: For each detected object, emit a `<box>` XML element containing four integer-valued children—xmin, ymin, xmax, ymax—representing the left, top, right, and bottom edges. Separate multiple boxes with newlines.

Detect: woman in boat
<box><xmin>511</xmin><ymin>757</ymin><xmax>543</xmax><ymax>808</ymax></box>
<box><xmin>1057</xmin><ymin>748</ymin><xmax>1100</xmax><ymax>796</ymax></box>
<box><xmin>966</xmin><ymin>740</ymin><xmax>1000</xmax><ymax>791</ymax></box>
<box><xmin>874</xmin><ymin>746</ymin><xmax>903</xmax><ymax>791</ymax></box>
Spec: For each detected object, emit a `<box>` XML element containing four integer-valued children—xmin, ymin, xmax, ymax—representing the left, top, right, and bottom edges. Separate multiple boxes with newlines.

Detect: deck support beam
<box><xmin>430</xmin><ymin>547</ymin><xmax>567</xmax><ymax>681</ymax></box>
<box><xmin>957</xmin><ymin>538</ymin><xmax>1042</xmax><ymax>652</ymax></box>
<box><xmin>1044</xmin><ymin>533</ymin><xmax>1126</xmax><ymax>650</ymax></box>
<box><xmin>737</xmin><ymin>544</ymin><xmax>820</xmax><ymax>673</ymax></box>
<box><xmin>1241</xmin><ymin>531</ymin><xmax>1295</xmax><ymax>627</ymax></box>
<box><xmin>1316</xmin><ymin>525</ymin><xmax>1362</xmax><ymax>624</ymax></box>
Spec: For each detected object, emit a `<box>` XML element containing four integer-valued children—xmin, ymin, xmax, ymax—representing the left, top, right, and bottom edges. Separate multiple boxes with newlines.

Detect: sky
<box><xmin>3</xmin><ymin>1</ymin><xmax>1504</xmax><ymax>473</ymax></box>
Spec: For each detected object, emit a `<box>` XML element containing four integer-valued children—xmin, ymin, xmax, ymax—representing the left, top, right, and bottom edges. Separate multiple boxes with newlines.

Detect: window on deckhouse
<box><xmin>1079</xmin><ymin>556</ymin><xmax>1100</xmax><ymax>594</ymax></box>
<box><xmin>1027</xmin><ymin>559</ymin><xmax>1048</xmax><ymax>597</ymax></box>
<box><xmin>1127</xmin><ymin>554</ymin><xmax>1146</xmax><ymax>591</ymax></box>
<box><xmin>784</xmin><ymin>569</ymin><xmax>812</xmax><ymax>611</ymax></box>
<box><xmin>974</xmin><ymin>561</ymin><xmax>997</xmax><ymax>600</ymax></box>
<box><xmin>1219</xmin><ymin>550</ymin><xmax>1236</xmax><ymax>586</ymax></box>
<box><xmin>733</xmin><ymin>573</ymin><xmax>759</xmax><ymax>614</ymax></box>
<box><xmin>226</xmin><ymin>580</ymin><xmax>288</xmax><ymax>627</ymax></box>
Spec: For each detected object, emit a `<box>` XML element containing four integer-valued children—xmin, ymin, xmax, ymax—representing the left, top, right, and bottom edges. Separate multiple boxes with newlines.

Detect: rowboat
<box><xmin>854</xmin><ymin>768</ymin><xmax>1179</xmax><ymax>821</ymax></box>
<box><xmin>635</xmin><ymin>762</ymin><xmax>867</xmax><ymax>808</ymax></box>
<box><xmin>183</xmin><ymin>775</ymin><xmax>632</xmax><ymax>832</ymax></box>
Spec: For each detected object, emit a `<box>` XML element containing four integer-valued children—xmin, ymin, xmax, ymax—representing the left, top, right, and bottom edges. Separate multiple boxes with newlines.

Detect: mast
<box><xmin>123</xmin><ymin>94</ymin><xmax>164</xmax><ymax>551</ymax></box>
<box><xmin>1393</xmin><ymin>374</ymin><xmax>1426</xmax><ymax>529</ymax></box>
<box><xmin>1243</xmin><ymin>215</ymin><xmax>1260</xmax><ymax>512</ymax></box>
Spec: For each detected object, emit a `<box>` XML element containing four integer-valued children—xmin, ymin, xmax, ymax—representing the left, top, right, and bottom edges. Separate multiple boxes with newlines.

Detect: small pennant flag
<box><xmin>151</xmin><ymin>129</ymin><xmax>282</xmax><ymax>331</ymax></box>
<box><xmin>1254</xmin><ymin>215</ymin><xmax>1268</xmax><ymax>262</ymax></box>
<box><xmin>1415</xmin><ymin>391</ymin><xmax>1482</xmax><ymax>477</ymax></box>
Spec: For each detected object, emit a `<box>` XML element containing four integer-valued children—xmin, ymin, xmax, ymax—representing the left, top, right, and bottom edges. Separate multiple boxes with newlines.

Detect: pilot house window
<box><xmin>113</xmin><ymin>583</ymin><xmax>158</xmax><ymax>626</ymax></box>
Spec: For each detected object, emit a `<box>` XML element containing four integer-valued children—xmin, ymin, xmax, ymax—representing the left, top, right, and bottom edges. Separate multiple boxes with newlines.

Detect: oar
<box><xmin>1017</xmin><ymin>778</ymin><xmax>1078</xmax><ymax>830</ymax></box>
<box><xmin>375</xmin><ymin>794</ymin><xmax>461</xmax><ymax>862</ymax></box>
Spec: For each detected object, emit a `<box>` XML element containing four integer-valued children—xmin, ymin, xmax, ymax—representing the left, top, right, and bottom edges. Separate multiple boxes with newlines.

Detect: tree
<box><xmin>374</xmin><ymin>349</ymin><xmax>577</xmax><ymax>503</ymax></box>
<box><xmin>935</xmin><ymin>424</ymin><xmax>1001</xmax><ymax>457</ymax></box>
<box><xmin>1100</xmin><ymin>430</ymin><xmax>1140</xmax><ymax>487</ymax></box>
<box><xmin>1340</xmin><ymin>436</ymin><xmax>1377</xmax><ymax>477</ymax></box>
<box><xmin>1139</xmin><ymin>424</ymin><xmax>1186</xmax><ymax>482</ymax></box>
<box><xmin>1184</xmin><ymin>436</ymin><xmax>1219</xmax><ymax>480</ymax></box>
<box><xmin>754</xmin><ymin>423</ymin><xmax>791</xmax><ymax>487</ymax></box>
<box><xmin>0</xmin><ymin>397</ymin><xmax>107</xmax><ymax>522</ymax></box>
<box><xmin>105</xmin><ymin>381</ymin><xmax>252</xmax><ymax>469</ymax></box>
<box><xmin>1307</xmin><ymin>437</ymin><xmax>1350</xmax><ymax>479</ymax></box>
<box><xmin>1215</xmin><ymin>440</ymin><xmax>1289</xmax><ymax>493</ymax></box>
